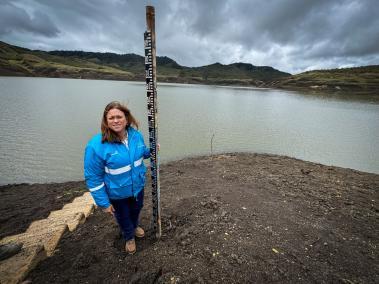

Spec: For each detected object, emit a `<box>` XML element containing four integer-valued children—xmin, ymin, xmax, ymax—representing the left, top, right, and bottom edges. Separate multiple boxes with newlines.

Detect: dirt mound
<box><xmin>3</xmin><ymin>153</ymin><xmax>378</xmax><ymax>283</ymax></box>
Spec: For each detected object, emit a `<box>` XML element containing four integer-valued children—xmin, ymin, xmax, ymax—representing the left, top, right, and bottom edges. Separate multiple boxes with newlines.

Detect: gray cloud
<box><xmin>0</xmin><ymin>1</ymin><xmax>60</xmax><ymax>37</ymax></box>
<box><xmin>0</xmin><ymin>0</ymin><xmax>378</xmax><ymax>74</ymax></box>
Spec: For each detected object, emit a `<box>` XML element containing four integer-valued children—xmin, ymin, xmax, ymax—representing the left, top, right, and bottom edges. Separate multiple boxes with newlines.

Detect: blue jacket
<box><xmin>84</xmin><ymin>127</ymin><xmax>150</xmax><ymax>208</ymax></box>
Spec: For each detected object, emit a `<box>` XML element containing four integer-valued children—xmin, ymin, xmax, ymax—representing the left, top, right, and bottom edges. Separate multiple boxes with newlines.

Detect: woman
<box><xmin>84</xmin><ymin>101</ymin><xmax>150</xmax><ymax>254</ymax></box>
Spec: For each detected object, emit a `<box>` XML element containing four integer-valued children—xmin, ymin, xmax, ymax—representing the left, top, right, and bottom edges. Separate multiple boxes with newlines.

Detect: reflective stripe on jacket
<box><xmin>84</xmin><ymin>127</ymin><xmax>150</xmax><ymax>208</ymax></box>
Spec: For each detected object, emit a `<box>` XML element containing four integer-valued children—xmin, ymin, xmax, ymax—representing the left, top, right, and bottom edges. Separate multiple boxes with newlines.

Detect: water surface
<box><xmin>0</xmin><ymin>77</ymin><xmax>378</xmax><ymax>184</ymax></box>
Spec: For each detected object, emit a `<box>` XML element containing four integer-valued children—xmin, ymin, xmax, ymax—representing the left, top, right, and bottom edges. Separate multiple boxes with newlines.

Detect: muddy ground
<box><xmin>1</xmin><ymin>153</ymin><xmax>378</xmax><ymax>283</ymax></box>
<box><xmin>0</xmin><ymin>181</ymin><xmax>87</xmax><ymax>239</ymax></box>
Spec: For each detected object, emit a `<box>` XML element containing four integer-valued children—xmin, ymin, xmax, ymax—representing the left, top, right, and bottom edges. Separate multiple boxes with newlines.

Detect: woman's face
<box><xmin>106</xmin><ymin>108</ymin><xmax>128</xmax><ymax>136</ymax></box>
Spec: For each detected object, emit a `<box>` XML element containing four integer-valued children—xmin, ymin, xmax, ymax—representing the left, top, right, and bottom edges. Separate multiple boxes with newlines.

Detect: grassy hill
<box><xmin>268</xmin><ymin>65</ymin><xmax>379</xmax><ymax>93</ymax></box>
<box><xmin>0</xmin><ymin>41</ymin><xmax>133</xmax><ymax>80</ymax></box>
<box><xmin>0</xmin><ymin>41</ymin><xmax>290</xmax><ymax>85</ymax></box>
<box><xmin>1</xmin><ymin>41</ymin><xmax>378</xmax><ymax>93</ymax></box>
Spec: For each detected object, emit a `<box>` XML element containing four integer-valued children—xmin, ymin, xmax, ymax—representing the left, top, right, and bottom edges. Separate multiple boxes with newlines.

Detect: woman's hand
<box><xmin>103</xmin><ymin>205</ymin><xmax>115</xmax><ymax>216</ymax></box>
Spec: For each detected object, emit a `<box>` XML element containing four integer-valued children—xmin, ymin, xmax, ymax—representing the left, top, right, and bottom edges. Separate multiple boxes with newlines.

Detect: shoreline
<box><xmin>1</xmin><ymin>152</ymin><xmax>378</xmax><ymax>188</ymax></box>
<box><xmin>1</xmin><ymin>75</ymin><xmax>378</xmax><ymax>97</ymax></box>
<box><xmin>1</xmin><ymin>153</ymin><xmax>378</xmax><ymax>282</ymax></box>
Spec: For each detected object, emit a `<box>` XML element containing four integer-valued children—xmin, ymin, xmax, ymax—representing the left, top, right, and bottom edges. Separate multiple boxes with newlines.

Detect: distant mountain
<box><xmin>0</xmin><ymin>41</ymin><xmax>290</xmax><ymax>85</ymax></box>
<box><xmin>1</xmin><ymin>41</ymin><xmax>377</xmax><ymax>93</ymax></box>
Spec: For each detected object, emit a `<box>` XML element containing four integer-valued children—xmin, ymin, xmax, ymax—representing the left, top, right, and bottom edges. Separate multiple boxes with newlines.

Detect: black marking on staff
<box><xmin>144</xmin><ymin>29</ymin><xmax>161</xmax><ymax>238</ymax></box>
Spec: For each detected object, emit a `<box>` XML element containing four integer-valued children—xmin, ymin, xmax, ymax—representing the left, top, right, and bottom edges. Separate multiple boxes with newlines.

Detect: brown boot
<box><xmin>135</xmin><ymin>227</ymin><xmax>145</xmax><ymax>238</ymax></box>
<box><xmin>125</xmin><ymin>239</ymin><xmax>136</xmax><ymax>255</ymax></box>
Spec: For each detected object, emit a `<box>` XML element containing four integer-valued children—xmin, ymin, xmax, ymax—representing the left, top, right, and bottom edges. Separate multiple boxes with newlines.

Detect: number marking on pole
<box><xmin>145</xmin><ymin>6</ymin><xmax>161</xmax><ymax>238</ymax></box>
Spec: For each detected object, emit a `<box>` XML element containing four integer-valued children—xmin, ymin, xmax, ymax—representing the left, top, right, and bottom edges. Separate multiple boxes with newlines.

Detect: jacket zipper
<box><xmin>126</xmin><ymin>130</ymin><xmax>134</xmax><ymax>198</ymax></box>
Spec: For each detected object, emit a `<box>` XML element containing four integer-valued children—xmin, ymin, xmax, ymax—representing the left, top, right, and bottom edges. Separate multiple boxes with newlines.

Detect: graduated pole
<box><xmin>144</xmin><ymin>6</ymin><xmax>161</xmax><ymax>238</ymax></box>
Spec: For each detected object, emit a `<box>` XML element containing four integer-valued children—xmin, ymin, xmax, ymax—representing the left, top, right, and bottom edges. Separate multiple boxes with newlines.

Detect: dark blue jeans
<box><xmin>110</xmin><ymin>189</ymin><xmax>144</xmax><ymax>241</ymax></box>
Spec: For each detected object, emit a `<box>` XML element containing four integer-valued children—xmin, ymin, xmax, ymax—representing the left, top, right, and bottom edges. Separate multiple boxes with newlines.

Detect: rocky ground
<box><xmin>1</xmin><ymin>153</ymin><xmax>378</xmax><ymax>283</ymax></box>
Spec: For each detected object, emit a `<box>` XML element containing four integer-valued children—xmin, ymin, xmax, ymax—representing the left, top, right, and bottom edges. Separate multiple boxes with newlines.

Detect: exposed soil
<box><xmin>0</xmin><ymin>181</ymin><xmax>86</xmax><ymax>239</ymax></box>
<box><xmin>2</xmin><ymin>153</ymin><xmax>378</xmax><ymax>283</ymax></box>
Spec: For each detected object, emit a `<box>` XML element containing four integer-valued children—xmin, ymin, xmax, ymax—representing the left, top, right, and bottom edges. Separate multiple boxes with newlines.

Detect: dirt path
<box><xmin>2</xmin><ymin>153</ymin><xmax>378</xmax><ymax>283</ymax></box>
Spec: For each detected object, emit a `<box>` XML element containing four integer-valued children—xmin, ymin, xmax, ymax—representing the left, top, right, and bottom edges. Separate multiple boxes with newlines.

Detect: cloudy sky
<box><xmin>0</xmin><ymin>0</ymin><xmax>378</xmax><ymax>74</ymax></box>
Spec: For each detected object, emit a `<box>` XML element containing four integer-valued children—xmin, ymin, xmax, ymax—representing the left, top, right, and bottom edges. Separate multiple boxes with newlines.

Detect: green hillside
<box><xmin>1</xmin><ymin>41</ymin><xmax>378</xmax><ymax>93</ymax></box>
<box><xmin>0</xmin><ymin>41</ymin><xmax>133</xmax><ymax>80</ymax></box>
<box><xmin>0</xmin><ymin>41</ymin><xmax>290</xmax><ymax>85</ymax></box>
<box><xmin>268</xmin><ymin>65</ymin><xmax>379</xmax><ymax>93</ymax></box>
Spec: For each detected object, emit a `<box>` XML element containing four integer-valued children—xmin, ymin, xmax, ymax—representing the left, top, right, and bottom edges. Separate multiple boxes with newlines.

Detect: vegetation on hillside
<box><xmin>268</xmin><ymin>65</ymin><xmax>379</xmax><ymax>93</ymax></box>
<box><xmin>1</xmin><ymin>41</ymin><xmax>378</xmax><ymax>93</ymax></box>
<box><xmin>0</xmin><ymin>41</ymin><xmax>289</xmax><ymax>85</ymax></box>
<box><xmin>0</xmin><ymin>41</ymin><xmax>133</xmax><ymax>80</ymax></box>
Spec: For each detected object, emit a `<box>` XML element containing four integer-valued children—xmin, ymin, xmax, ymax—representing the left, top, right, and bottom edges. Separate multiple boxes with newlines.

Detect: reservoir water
<box><xmin>0</xmin><ymin>77</ymin><xmax>378</xmax><ymax>185</ymax></box>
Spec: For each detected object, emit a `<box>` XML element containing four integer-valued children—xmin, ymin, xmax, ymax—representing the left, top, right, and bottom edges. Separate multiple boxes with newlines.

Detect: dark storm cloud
<box><xmin>183</xmin><ymin>0</ymin><xmax>378</xmax><ymax>54</ymax></box>
<box><xmin>0</xmin><ymin>0</ymin><xmax>378</xmax><ymax>73</ymax></box>
<box><xmin>0</xmin><ymin>0</ymin><xmax>148</xmax><ymax>52</ymax></box>
<box><xmin>173</xmin><ymin>0</ymin><xmax>379</xmax><ymax>71</ymax></box>
<box><xmin>0</xmin><ymin>0</ymin><xmax>60</xmax><ymax>37</ymax></box>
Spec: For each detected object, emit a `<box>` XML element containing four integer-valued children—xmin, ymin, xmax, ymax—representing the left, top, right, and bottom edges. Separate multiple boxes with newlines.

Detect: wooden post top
<box><xmin>146</xmin><ymin>6</ymin><xmax>155</xmax><ymax>33</ymax></box>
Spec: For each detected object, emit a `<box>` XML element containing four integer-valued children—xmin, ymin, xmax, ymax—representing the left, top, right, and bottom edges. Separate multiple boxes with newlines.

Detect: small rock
<box><xmin>231</xmin><ymin>253</ymin><xmax>243</xmax><ymax>264</ymax></box>
<box><xmin>301</xmin><ymin>169</ymin><xmax>312</xmax><ymax>175</ymax></box>
<box><xmin>175</xmin><ymin>228</ymin><xmax>191</xmax><ymax>241</ymax></box>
